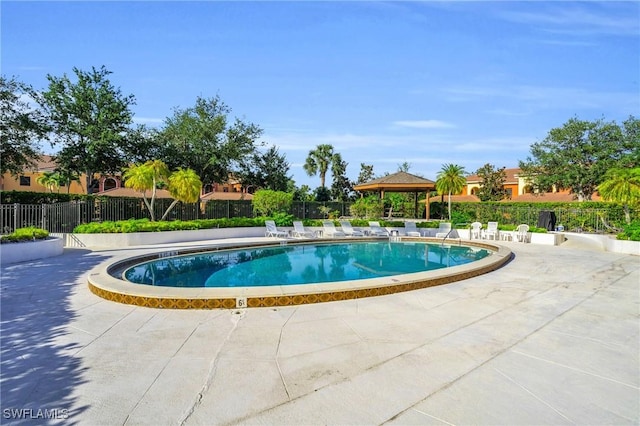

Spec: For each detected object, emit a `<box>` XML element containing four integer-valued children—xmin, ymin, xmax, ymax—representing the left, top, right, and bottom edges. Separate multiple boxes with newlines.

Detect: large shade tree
<box><xmin>303</xmin><ymin>144</ymin><xmax>336</xmax><ymax>188</ymax></box>
<box><xmin>159</xmin><ymin>96</ymin><xmax>263</xmax><ymax>194</ymax></box>
<box><xmin>436</xmin><ymin>163</ymin><xmax>467</xmax><ymax>221</ymax></box>
<box><xmin>42</xmin><ymin>66</ymin><xmax>136</xmax><ymax>193</ymax></box>
<box><xmin>519</xmin><ymin>116</ymin><xmax>639</xmax><ymax>201</ymax></box>
<box><xmin>330</xmin><ymin>153</ymin><xmax>353</xmax><ymax>202</ymax></box>
<box><xmin>1</xmin><ymin>76</ymin><xmax>48</xmax><ymax>176</ymax></box>
<box><xmin>475</xmin><ymin>163</ymin><xmax>507</xmax><ymax>201</ymax></box>
<box><xmin>598</xmin><ymin>167</ymin><xmax>640</xmax><ymax>225</ymax></box>
<box><xmin>236</xmin><ymin>145</ymin><xmax>291</xmax><ymax>192</ymax></box>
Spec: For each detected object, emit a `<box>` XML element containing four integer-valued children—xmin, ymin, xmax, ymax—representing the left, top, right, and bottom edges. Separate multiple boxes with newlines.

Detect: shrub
<box><xmin>618</xmin><ymin>221</ymin><xmax>640</xmax><ymax>241</ymax></box>
<box><xmin>73</xmin><ymin>217</ymin><xmax>269</xmax><ymax>234</ymax></box>
<box><xmin>350</xmin><ymin>195</ymin><xmax>383</xmax><ymax>218</ymax></box>
<box><xmin>1</xmin><ymin>227</ymin><xmax>49</xmax><ymax>243</ymax></box>
<box><xmin>252</xmin><ymin>190</ymin><xmax>293</xmax><ymax>216</ymax></box>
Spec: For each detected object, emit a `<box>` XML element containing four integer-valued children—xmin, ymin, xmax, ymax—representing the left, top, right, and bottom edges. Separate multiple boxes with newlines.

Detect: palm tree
<box><xmin>436</xmin><ymin>164</ymin><xmax>467</xmax><ymax>221</ymax></box>
<box><xmin>160</xmin><ymin>168</ymin><xmax>202</xmax><ymax>221</ymax></box>
<box><xmin>123</xmin><ymin>160</ymin><xmax>170</xmax><ymax>221</ymax></box>
<box><xmin>598</xmin><ymin>167</ymin><xmax>640</xmax><ymax>225</ymax></box>
<box><xmin>303</xmin><ymin>144</ymin><xmax>335</xmax><ymax>188</ymax></box>
<box><xmin>36</xmin><ymin>171</ymin><xmax>62</xmax><ymax>193</ymax></box>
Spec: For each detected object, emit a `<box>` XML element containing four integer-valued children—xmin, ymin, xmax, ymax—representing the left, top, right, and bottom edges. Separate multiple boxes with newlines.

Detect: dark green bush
<box><xmin>0</xmin><ymin>190</ymin><xmax>92</xmax><ymax>204</ymax></box>
<box><xmin>73</xmin><ymin>217</ymin><xmax>280</xmax><ymax>234</ymax></box>
<box><xmin>1</xmin><ymin>227</ymin><xmax>50</xmax><ymax>243</ymax></box>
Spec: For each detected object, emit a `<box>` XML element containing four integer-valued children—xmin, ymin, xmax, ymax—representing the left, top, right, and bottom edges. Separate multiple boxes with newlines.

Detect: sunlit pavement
<box><xmin>1</xmin><ymin>238</ymin><xmax>638</xmax><ymax>425</ymax></box>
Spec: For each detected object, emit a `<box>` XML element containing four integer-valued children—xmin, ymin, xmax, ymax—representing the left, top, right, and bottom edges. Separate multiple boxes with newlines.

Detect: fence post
<box><xmin>42</xmin><ymin>204</ymin><xmax>47</xmax><ymax>230</ymax></box>
<box><xmin>13</xmin><ymin>203</ymin><xmax>19</xmax><ymax>230</ymax></box>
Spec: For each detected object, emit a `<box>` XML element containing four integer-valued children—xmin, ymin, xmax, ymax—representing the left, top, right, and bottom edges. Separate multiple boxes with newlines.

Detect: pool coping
<box><xmin>87</xmin><ymin>237</ymin><xmax>512</xmax><ymax>309</ymax></box>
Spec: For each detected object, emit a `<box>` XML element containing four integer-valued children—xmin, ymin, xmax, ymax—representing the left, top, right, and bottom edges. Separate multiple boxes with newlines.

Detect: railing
<box><xmin>0</xmin><ymin>200</ymin><xmax>355</xmax><ymax>234</ymax></box>
<box><xmin>1</xmin><ymin>199</ymin><xmax>634</xmax><ymax>235</ymax></box>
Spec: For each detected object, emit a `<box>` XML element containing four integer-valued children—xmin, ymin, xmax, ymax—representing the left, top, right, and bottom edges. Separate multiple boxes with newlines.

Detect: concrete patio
<box><xmin>1</xmin><ymin>238</ymin><xmax>638</xmax><ymax>425</ymax></box>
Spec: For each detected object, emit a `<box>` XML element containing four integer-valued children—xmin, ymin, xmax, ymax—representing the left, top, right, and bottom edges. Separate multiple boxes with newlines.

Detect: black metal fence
<box><xmin>1</xmin><ymin>198</ymin><xmax>633</xmax><ymax>234</ymax></box>
<box><xmin>0</xmin><ymin>199</ymin><xmax>354</xmax><ymax>234</ymax></box>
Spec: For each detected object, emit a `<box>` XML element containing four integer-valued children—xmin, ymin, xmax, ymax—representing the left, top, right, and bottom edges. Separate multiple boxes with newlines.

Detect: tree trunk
<box><xmin>85</xmin><ymin>171</ymin><xmax>93</xmax><ymax>194</ymax></box>
<box><xmin>624</xmin><ymin>204</ymin><xmax>631</xmax><ymax>225</ymax></box>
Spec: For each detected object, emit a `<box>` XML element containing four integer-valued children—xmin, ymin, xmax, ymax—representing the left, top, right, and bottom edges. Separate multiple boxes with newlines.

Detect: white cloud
<box><xmin>393</xmin><ymin>120</ymin><xmax>455</xmax><ymax>129</ymax></box>
<box><xmin>442</xmin><ymin>84</ymin><xmax>639</xmax><ymax>112</ymax></box>
<box><xmin>497</xmin><ymin>4</ymin><xmax>639</xmax><ymax>37</ymax></box>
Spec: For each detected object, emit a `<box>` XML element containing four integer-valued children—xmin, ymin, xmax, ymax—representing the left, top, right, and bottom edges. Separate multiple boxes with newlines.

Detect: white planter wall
<box><xmin>62</xmin><ymin>227</ymin><xmax>275</xmax><ymax>248</ymax></box>
<box><xmin>0</xmin><ymin>237</ymin><xmax>64</xmax><ymax>265</ymax></box>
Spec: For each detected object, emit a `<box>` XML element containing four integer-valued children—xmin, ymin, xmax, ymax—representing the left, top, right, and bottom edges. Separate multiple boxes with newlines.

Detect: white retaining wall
<box><xmin>0</xmin><ymin>237</ymin><xmax>65</xmax><ymax>265</ymax></box>
<box><xmin>61</xmin><ymin>227</ymin><xmax>275</xmax><ymax>248</ymax></box>
<box><xmin>55</xmin><ymin>226</ymin><xmax>638</xmax><ymax>255</ymax></box>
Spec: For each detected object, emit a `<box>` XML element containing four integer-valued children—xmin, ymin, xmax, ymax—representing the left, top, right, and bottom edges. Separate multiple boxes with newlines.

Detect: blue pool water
<box><xmin>123</xmin><ymin>241</ymin><xmax>490</xmax><ymax>288</ymax></box>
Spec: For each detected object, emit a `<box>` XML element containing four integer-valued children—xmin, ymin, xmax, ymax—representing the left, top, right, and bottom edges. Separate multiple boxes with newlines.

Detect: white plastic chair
<box><xmin>339</xmin><ymin>220</ymin><xmax>364</xmax><ymax>237</ymax></box>
<box><xmin>515</xmin><ymin>224</ymin><xmax>530</xmax><ymax>243</ymax></box>
<box><xmin>292</xmin><ymin>221</ymin><xmax>315</xmax><ymax>238</ymax></box>
<box><xmin>264</xmin><ymin>220</ymin><xmax>288</xmax><ymax>238</ymax></box>
<box><xmin>322</xmin><ymin>220</ymin><xmax>346</xmax><ymax>237</ymax></box>
<box><xmin>485</xmin><ymin>222</ymin><xmax>499</xmax><ymax>240</ymax></box>
<box><xmin>470</xmin><ymin>222</ymin><xmax>483</xmax><ymax>240</ymax></box>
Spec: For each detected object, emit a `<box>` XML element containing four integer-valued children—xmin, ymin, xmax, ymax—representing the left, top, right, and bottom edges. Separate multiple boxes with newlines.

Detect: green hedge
<box><xmin>0</xmin><ymin>227</ymin><xmax>49</xmax><ymax>243</ymax></box>
<box><xmin>73</xmin><ymin>217</ymin><xmax>268</xmax><ymax>233</ymax></box>
<box><xmin>0</xmin><ymin>190</ymin><xmax>103</xmax><ymax>204</ymax></box>
<box><xmin>429</xmin><ymin>201</ymin><xmax>635</xmax><ymax>232</ymax></box>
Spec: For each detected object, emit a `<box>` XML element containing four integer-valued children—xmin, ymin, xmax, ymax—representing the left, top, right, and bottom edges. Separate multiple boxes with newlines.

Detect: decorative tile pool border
<box><xmin>88</xmin><ymin>238</ymin><xmax>512</xmax><ymax>309</ymax></box>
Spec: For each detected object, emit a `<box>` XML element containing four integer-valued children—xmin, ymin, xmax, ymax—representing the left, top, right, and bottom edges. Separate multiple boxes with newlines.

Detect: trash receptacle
<box><xmin>537</xmin><ymin>211</ymin><xmax>557</xmax><ymax>231</ymax></box>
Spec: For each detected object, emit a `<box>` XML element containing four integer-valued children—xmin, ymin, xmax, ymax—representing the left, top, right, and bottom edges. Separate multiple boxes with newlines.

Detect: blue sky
<box><xmin>3</xmin><ymin>1</ymin><xmax>639</xmax><ymax>188</ymax></box>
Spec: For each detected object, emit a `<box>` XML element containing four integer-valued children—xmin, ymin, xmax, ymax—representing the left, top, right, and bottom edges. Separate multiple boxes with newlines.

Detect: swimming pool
<box><xmin>89</xmin><ymin>238</ymin><xmax>512</xmax><ymax>309</ymax></box>
<box><xmin>122</xmin><ymin>241</ymin><xmax>491</xmax><ymax>288</ymax></box>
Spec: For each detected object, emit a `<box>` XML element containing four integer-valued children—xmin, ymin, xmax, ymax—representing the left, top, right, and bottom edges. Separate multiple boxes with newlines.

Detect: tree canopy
<box><xmin>41</xmin><ymin>66</ymin><xmax>136</xmax><ymax>193</ymax></box>
<box><xmin>236</xmin><ymin>145</ymin><xmax>291</xmax><ymax>192</ymax></box>
<box><xmin>475</xmin><ymin>163</ymin><xmax>507</xmax><ymax>201</ymax></box>
<box><xmin>1</xmin><ymin>76</ymin><xmax>48</xmax><ymax>176</ymax></box>
<box><xmin>330</xmin><ymin>153</ymin><xmax>354</xmax><ymax>202</ymax></box>
<box><xmin>159</xmin><ymin>96</ymin><xmax>263</xmax><ymax>194</ymax></box>
<box><xmin>519</xmin><ymin>116</ymin><xmax>639</xmax><ymax>201</ymax></box>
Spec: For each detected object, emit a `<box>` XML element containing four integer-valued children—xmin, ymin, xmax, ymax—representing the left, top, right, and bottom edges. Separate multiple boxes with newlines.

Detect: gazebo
<box><xmin>353</xmin><ymin>171</ymin><xmax>437</xmax><ymax>219</ymax></box>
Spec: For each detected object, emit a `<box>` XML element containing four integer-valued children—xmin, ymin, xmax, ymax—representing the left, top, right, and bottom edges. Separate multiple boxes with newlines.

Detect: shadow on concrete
<box><xmin>1</xmin><ymin>249</ymin><xmax>108</xmax><ymax>425</ymax></box>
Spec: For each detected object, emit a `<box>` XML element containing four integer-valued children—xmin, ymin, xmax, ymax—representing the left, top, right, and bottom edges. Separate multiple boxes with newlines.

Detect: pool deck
<box><xmin>1</xmin><ymin>237</ymin><xmax>638</xmax><ymax>425</ymax></box>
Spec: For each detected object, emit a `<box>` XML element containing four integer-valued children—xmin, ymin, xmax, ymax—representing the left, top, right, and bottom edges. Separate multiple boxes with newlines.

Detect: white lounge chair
<box><xmin>292</xmin><ymin>221</ymin><xmax>316</xmax><ymax>238</ymax></box>
<box><xmin>403</xmin><ymin>221</ymin><xmax>422</xmax><ymax>237</ymax></box>
<box><xmin>435</xmin><ymin>222</ymin><xmax>452</xmax><ymax>238</ymax></box>
<box><xmin>515</xmin><ymin>224</ymin><xmax>529</xmax><ymax>243</ymax></box>
<box><xmin>265</xmin><ymin>220</ymin><xmax>288</xmax><ymax>238</ymax></box>
<box><xmin>368</xmin><ymin>221</ymin><xmax>389</xmax><ymax>237</ymax></box>
<box><xmin>485</xmin><ymin>222</ymin><xmax>499</xmax><ymax>240</ymax></box>
<box><xmin>470</xmin><ymin>222</ymin><xmax>483</xmax><ymax>239</ymax></box>
<box><xmin>322</xmin><ymin>220</ymin><xmax>346</xmax><ymax>237</ymax></box>
<box><xmin>339</xmin><ymin>220</ymin><xmax>364</xmax><ymax>237</ymax></box>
